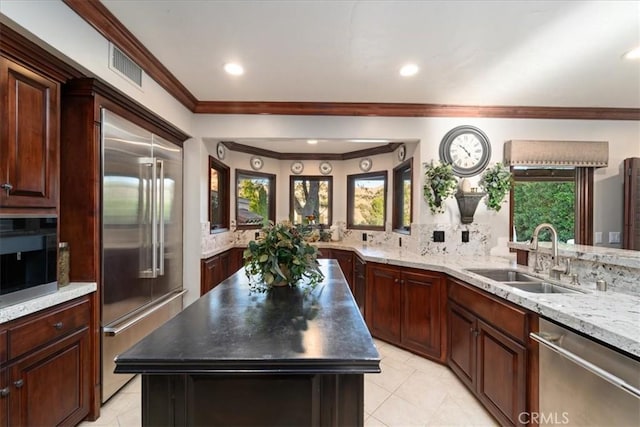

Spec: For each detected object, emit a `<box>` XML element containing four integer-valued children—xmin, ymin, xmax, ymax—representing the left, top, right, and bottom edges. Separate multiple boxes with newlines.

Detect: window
<box><xmin>236</xmin><ymin>169</ymin><xmax>276</xmax><ymax>229</ymax></box>
<box><xmin>510</xmin><ymin>167</ymin><xmax>576</xmax><ymax>243</ymax></box>
<box><xmin>392</xmin><ymin>159</ymin><xmax>412</xmax><ymax>233</ymax></box>
<box><xmin>347</xmin><ymin>171</ymin><xmax>387</xmax><ymax>231</ymax></box>
<box><xmin>209</xmin><ymin>156</ymin><xmax>230</xmax><ymax>232</ymax></box>
<box><xmin>289</xmin><ymin>176</ymin><xmax>333</xmax><ymax>226</ymax></box>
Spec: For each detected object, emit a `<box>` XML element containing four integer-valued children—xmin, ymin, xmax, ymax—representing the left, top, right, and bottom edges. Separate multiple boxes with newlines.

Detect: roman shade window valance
<box><xmin>504</xmin><ymin>140</ymin><xmax>609</xmax><ymax>167</ymax></box>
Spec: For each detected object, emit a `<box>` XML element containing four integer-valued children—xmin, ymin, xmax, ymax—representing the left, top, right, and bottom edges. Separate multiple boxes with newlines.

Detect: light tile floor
<box><xmin>80</xmin><ymin>340</ymin><xmax>498</xmax><ymax>427</ymax></box>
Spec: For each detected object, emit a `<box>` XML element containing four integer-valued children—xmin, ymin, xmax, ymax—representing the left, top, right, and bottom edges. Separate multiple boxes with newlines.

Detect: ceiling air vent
<box><xmin>109</xmin><ymin>43</ymin><xmax>143</xmax><ymax>87</ymax></box>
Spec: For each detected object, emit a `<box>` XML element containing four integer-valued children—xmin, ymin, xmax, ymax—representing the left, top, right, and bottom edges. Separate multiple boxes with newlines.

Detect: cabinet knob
<box><xmin>0</xmin><ymin>183</ymin><xmax>12</xmax><ymax>196</ymax></box>
<box><xmin>0</xmin><ymin>387</ymin><xmax>9</xmax><ymax>397</ymax></box>
<box><xmin>13</xmin><ymin>379</ymin><xmax>24</xmax><ymax>389</ymax></box>
<box><xmin>394</xmin><ymin>278</ymin><xmax>399</xmax><ymax>283</ymax></box>
<box><xmin>53</xmin><ymin>321</ymin><xmax>63</xmax><ymax>330</ymax></box>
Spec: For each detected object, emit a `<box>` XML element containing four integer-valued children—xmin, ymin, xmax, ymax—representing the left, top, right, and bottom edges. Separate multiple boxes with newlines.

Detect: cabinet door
<box><xmin>316</xmin><ymin>248</ymin><xmax>331</xmax><ymax>259</ymax></box>
<box><xmin>401</xmin><ymin>271</ymin><xmax>443</xmax><ymax>359</ymax></box>
<box><xmin>218</xmin><ymin>251</ymin><xmax>231</xmax><ymax>281</ymax></box>
<box><xmin>332</xmin><ymin>249</ymin><xmax>354</xmax><ymax>290</ymax></box>
<box><xmin>447</xmin><ymin>302</ymin><xmax>476</xmax><ymax>390</ymax></box>
<box><xmin>354</xmin><ymin>256</ymin><xmax>366</xmax><ymax>316</ymax></box>
<box><xmin>201</xmin><ymin>255</ymin><xmax>222</xmax><ymax>296</ymax></box>
<box><xmin>0</xmin><ymin>58</ymin><xmax>59</xmax><ymax>209</ymax></box>
<box><xmin>476</xmin><ymin>319</ymin><xmax>526</xmax><ymax>427</ymax></box>
<box><xmin>366</xmin><ymin>265</ymin><xmax>401</xmax><ymax>343</ymax></box>
<box><xmin>229</xmin><ymin>248</ymin><xmax>245</xmax><ymax>275</ymax></box>
<box><xmin>0</xmin><ymin>368</ymin><xmax>7</xmax><ymax>427</ymax></box>
<box><xmin>9</xmin><ymin>328</ymin><xmax>89</xmax><ymax>427</ymax></box>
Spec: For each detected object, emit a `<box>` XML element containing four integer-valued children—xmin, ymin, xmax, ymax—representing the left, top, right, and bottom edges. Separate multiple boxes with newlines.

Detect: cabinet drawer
<box><xmin>447</xmin><ymin>278</ymin><xmax>528</xmax><ymax>342</ymax></box>
<box><xmin>8</xmin><ymin>299</ymin><xmax>90</xmax><ymax>360</ymax></box>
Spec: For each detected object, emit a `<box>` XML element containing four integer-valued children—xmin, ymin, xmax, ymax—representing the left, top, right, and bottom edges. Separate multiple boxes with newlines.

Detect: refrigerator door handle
<box><xmin>151</xmin><ymin>158</ymin><xmax>159</xmax><ymax>278</ymax></box>
<box><xmin>103</xmin><ymin>290</ymin><xmax>186</xmax><ymax>336</ymax></box>
<box><xmin>157</xmin><ymin>158</ymin><xmax>165</xmax><ymax>276</ymax></box>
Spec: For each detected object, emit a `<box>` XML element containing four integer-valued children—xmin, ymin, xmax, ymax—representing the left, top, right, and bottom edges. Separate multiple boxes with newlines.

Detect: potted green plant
<box><xmin>478</xmin><ymin>163</ymin><xmax>513</xmax><ymax>211</ymax></box>
<box><xmin>423</xmin><ymin>161</ymin><xmax>458</xmax><ymax>214</ymax></box>
<box><xmin>243</xmin><ymin>221</ymin><xmax>324</xmax><ymax>292</ymax></box>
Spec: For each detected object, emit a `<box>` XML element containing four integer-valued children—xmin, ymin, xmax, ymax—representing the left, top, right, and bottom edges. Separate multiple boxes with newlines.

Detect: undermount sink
<box><xmin>507</xmin><ymin>282</ymin><xmax>584</xmax><ymax>294</ymax></box>
<box><xmin>465</xmin><ymin>268</ymin><xmax>585</xmax><ymax>294</ymax></box>
<box><xmin>466</xmin><ymin>268</ymin><xmax>540</xmax><ymax>283</ymax></box>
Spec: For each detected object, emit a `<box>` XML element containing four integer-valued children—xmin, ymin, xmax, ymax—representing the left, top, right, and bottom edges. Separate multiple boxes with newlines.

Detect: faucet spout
<box><xmin>530</xmin><ymin>223</ymin><xmax>564</xmax><ymax>279</ymax></box>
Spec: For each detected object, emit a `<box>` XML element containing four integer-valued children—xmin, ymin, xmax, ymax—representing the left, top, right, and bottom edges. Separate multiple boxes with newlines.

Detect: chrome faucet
<box><xmin>529</xmin><ymin>223</ymin><xmax>567</xmax><ymax>280</ymax></box>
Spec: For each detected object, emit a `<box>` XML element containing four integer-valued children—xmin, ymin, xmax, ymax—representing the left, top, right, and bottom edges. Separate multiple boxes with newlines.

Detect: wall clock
<box><xmin>290</xmin><ymin>161</ymin><xmax>304</xmax><ymax>174</ymax></box>
<box><xmin>250</xmin><ymin>156</ymin><xmax>264</xmax><ymax>171</ymax></box>
<box><xmin>359</xmin><ymin>158</ymin><xmax>372</xmax><ymax>172</ymax></box>
<box><xmin>397</xmin><ymin>144</ymin><xmax>406</xmax><ymax>162</ymax></box>
<box><xmin>439</xmin><ymin>125</ymin><xmax>491</xmax><ymax>177</ymax></box>
<box><xmin>319</xmin><ymin>161</ymin><xmax>333</xmax><ymax>175</ymax></box>
<box><xmin>216</xmin><ymin>142</ymin><xmax>226</xmax><ymax>160</ymax></box>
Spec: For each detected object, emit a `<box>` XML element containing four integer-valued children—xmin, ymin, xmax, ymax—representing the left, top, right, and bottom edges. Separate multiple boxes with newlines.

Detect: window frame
<box><xmin>392</xmin><ymin>158</ymin><xmax>413</xmax><ymax>234</ymax></box>
<box><xmin>509</xmin><ymin>166</ymin><xmax>594</xmax><ymax>245</ymax></box>
<box><xmin>235</xmin><ymin>169</ymin><xmax>276</xmax><ymax>230</ymax></box>
<box><xmin>208</xmin><ymin>156</ymin><xmax>230</xmax><ymax>233</ymax></box>
<box><xmin>347</xmin><ymin>170</ymin><xmax>388</xmax><ymax>231</ymax></box>
<box><xmin>289</xmin><ymin>175</ymin><xmax>333</xmax><ymax>227</ymax></box>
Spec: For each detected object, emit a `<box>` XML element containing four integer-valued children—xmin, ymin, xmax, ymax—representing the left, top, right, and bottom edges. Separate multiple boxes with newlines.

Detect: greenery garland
<box><xmin>423</xmin><ymin>161</ymin><xmax>458</xmax><ymax>214</ymax></box>
<box><xmin>478</xmin><ymin>163</ymin><xmax>513</xmax><ymax>211</ymax></box>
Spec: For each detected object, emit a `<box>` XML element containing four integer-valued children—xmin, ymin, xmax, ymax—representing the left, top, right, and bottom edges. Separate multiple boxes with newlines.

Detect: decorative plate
<box><xmin>216</xmin><ymin>142</ymin><xmax>226</xmax><ymax>160</ymax></box>
<box><xmin>319</xmin><ymin>161</ymin><xmax>333</xmax><ymax>175</ymax></box>
<box><xmin>250</xmin><ymin>156</ymin><xmax>264</xmax><ymax>171</ymax></box>
<box><xmin>397</xmin><ymin>144</ymin><xmax>406</xmax><ymax>161</ymax></box>
<box><xmin>290</xmin><ymin>161</ymin><xmax>304</xmax><ymax>175</ymax></box>
<box><xmin>359</xmin><ymin>158</ymin><xmax>372</xmax><ymax>172</ymax></box>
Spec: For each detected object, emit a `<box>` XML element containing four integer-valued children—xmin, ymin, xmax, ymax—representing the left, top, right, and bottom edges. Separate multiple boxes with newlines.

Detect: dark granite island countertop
<box><xmin>115</xmin><ymin>259</ymin><xmax>380</xmax><ymax>426</ymax></box>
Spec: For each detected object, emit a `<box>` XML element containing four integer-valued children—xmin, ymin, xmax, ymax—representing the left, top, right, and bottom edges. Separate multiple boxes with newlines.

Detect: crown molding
<box><xmin>63</xmin><ymin>1</ymin><xmax>640</xmax><ymax>121</ymax></box>
<box><xmin>63</xmin><ymin>0</ymin><xmax>198</xmax><ymax>110</ymax></box>
<box><xmin>219</xmin><ymin>141</ymin><xmax>403</xmax><ymax>161</ymax></box>
<box><xmin>196</xmin><ymin>101</ymin><xmax>640</xmax><ymax>120</ymax></box>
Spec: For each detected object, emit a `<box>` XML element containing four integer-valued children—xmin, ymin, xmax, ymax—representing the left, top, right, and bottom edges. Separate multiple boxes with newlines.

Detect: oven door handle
<box><xmin>530</xmin><ymin>332</ymin><xmax>640</xmax><ymax>399</ymax></box>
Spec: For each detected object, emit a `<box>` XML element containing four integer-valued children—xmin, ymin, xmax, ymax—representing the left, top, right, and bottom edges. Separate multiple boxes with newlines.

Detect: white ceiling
<box><xmin>101</xmin><ymin>0</ymin><xmax>640</xmax><ymax>108</ymax></box>
<box><xmin>99</xmin><ymin>1</ymin><xmax>639</xmax><ymax>154</ymax></box>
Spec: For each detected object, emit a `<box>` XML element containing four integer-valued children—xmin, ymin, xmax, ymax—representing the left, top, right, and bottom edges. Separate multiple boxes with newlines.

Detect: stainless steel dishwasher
<box><xmin>530</xmin><ymin>318</ymin><xmax>640</xmax><ymax>426</ymax></box>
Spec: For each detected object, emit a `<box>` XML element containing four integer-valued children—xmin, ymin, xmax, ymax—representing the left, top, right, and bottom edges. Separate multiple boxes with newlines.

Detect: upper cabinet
<box><xmin>0</xmin><ymin>57</ymin><xmax>60</xmax><ymax>212</ymax></box>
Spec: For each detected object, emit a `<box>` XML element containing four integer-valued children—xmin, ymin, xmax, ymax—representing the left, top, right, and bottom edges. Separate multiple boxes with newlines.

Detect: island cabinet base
<box><xmin>142</xmin><ymin>373</ymin><xmax>364</xmax><ymax>426</ymax></box>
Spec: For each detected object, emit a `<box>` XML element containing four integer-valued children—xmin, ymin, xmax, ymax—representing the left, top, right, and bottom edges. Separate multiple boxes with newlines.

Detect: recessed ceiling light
<box><xmin>307</xmin><ymin>139</ymin><xmax>318</xmax><ymax>145</ymax></box>
<box><xmin>399</xmin><ymin>63</ymin><xmax>419</xmax><ymax>77</ymax></box>
<box><xmin>623</xmin><ymin>46</ymin><xmax>640</xmax><ymax>60</ymax></box>
<box><xmin>224</xmin><ymin>63</ymin><xmax>244</xmax><ymax>75</ymax></box>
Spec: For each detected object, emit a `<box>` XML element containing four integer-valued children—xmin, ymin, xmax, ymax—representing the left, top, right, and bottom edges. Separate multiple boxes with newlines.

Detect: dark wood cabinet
<box><xmin>354</xmin><ymin>255</ymin><xmax>366</xmax><ymax>316</ymax></box>
<box><xmin>447</xmin><ymin>278</ymin><xmax>530</xmax><ymax>427</ymax></box>
<box><xmin>366</xmin><ymin>263</ymin><xmax>445</xmax><ymax>361</ymax></box>
<box><xmin>0</xmin><ymin>296</ymin><xmax>91</xmax><ymax>427</ymax></box>
<box><xmin>0</xmin><ymin>57</ymin><xmax>59</xmax><ymax>212</ymax></box>
<box><xmin>201</xmin><ymin>249</ymin><xmax>246</xmax><ymax>296</ymax></box>
<box><xmin>331</xmin><ymin>249</ymin><xmax>354</xmax><ymax>290</ymax></box>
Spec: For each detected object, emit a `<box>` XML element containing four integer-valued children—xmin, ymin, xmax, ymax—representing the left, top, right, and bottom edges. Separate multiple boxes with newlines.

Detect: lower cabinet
<box><xmin>331</xmin><ymin>249</ymin><xmax>354</xmax><ymax>290</ymax></box>
<box><xmin>0</xmin><ymin>296</ymin><xmax>91</xmax><ymax>426</ymax></box>
<box><xmin>353</xmin><ymin>255</ymin><xmax>366</xmax><ymax>316</ymax></box>
<box><xmin>366</xmin><ymin>263</ymin><xmax>445</xmax><ymax>361</ymax></box>
<box><xmin>447</xmin><ymin>278</ymin><xmax>530</xmax><ymax>427</ymax></box>
<box><xmin>201</xmin><ymin>248</ymin><xmax>246</xmax><ymax>296</ymax></box>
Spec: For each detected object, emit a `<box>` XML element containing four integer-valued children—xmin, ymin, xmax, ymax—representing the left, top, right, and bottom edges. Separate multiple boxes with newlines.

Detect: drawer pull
<box><xmin>13</xmin><ymin>379</ymin><xmax>23</xmax><ymax>389</ymax></box>
<box><xmin>0</xmin><ymin>387</ymin><xmax>9</xmax><ymax>397</ymax></box>
<box><xmin>53</xmin><ymin>322</ymin><xmax>63</xmax><ymax>330</ymax></box>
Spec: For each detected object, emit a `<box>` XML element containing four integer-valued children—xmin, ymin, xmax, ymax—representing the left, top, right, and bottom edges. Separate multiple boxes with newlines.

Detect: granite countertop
<box><xmin>509</xmin><ymin>241</ymin><xmax>640</xmax><ymax>269</ymax></box>
<box><xmin>114</xmin><ymin>260</ymin><xmax>380</xmax><ymax>374</ymax></box>
<box><xmin>0</xmin><ymin>282</ymin><xmax>97</xmax><ymax>324</ymax></box>
<box><xmin>203</xmin><ymin>242</ymin><xmax>640</xmax><ymax>358</ymax></box>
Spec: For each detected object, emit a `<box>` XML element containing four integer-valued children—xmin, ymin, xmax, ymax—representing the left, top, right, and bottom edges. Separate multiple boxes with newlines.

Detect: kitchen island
<box><xmin>114</xmin><ymin>260</ymin><xmax>380</xmax><ymax>426</ymax></box>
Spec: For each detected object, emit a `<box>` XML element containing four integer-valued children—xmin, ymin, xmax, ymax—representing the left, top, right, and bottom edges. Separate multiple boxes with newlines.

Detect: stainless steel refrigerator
<box><xmin>100</xmin><ymin>109</ymin><xmax>185</xmax><ymax>402</ymax></box>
